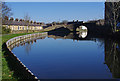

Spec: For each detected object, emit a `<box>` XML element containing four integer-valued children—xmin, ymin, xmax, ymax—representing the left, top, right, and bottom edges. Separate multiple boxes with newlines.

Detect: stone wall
<box><xmin>11</xmin><ymin>30</ymin><xmax>44</xmax><ymax>34</ymax></box>
<box><xmin>6</xmin><ymin>32</ymin><xmax>48</xmax><ymax>79</ymax></box>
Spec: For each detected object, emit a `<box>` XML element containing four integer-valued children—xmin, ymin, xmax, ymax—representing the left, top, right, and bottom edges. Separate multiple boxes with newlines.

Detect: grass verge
<box><xmin>1</xmin><ymin>32</ymin><xmax>43</xmax><ymax>80</ymax></box>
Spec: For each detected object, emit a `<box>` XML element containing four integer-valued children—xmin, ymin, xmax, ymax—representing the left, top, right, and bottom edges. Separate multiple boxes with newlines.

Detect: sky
<box><xmin>6</xmin><ymin>2</ymin><xmax>105</xmax><ymax>23</ymax></box>
<box><xmin>4</xmin><ymin>0</ymin><xmax>105</xmax><ymax>2</ymax></box>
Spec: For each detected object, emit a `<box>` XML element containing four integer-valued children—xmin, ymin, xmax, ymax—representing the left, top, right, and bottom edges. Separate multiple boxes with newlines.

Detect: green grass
<box><xmin>1</xmin><ymin>32</ymin><xmax>44</xmax><ymax>80</ymax></box>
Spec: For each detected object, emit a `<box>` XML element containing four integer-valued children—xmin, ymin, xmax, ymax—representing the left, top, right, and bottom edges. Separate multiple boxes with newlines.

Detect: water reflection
<box><xmin>48</xmin><ymin>30</ymin><xmax>88</xmax><ymax>40</ymax></box>
<box><xmin>104</xmin><ymin>39</ymin><xmax>120</xmax><ymax>78</ymax></box>
<box><xmin>48</xmin><ymin>32</ymin><xmax>120</xmax><ymax>78</ymax></box>
<box><xmin>25</xmin><ymin>42</ymin><xmax>32</xmax><ymax>55</ymax></box>
<box><xmin>10</xmin><ymin>31</ymin><xmax>120</xmax><ymax>79</ymax></box>
<box><xmin>77</xmin><ymin>31</ymin><xmax>87</xmax><ymax>38</ymax></box>
<box><xmin>8</xmin><ymin>36</ymin><xmax>46</xmax><ymax>51</ymax></box>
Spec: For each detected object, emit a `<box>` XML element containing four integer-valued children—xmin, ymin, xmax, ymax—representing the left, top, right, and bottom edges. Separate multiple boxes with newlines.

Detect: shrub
<box><xmin>2</xmin><ymin>26</ymin><xmax>11</xmax><ymax>34</ymax></box>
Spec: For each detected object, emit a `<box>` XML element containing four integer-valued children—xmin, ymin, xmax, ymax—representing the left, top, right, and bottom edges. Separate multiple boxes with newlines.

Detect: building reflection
<box><xmin>104</xmin><ymin>39</ymin><xmax>120</xmax><ymax>78</ymax></box>
<box><xmin>9</xmin><ymin>35</ymin><xmax>46</xmax><ymax>51</ymax></box>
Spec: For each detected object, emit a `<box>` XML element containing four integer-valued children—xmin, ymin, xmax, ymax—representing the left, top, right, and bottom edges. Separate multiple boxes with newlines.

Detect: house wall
<box><xmin>3</xmin><ymin>25</ymin><xmax>43</xmax><ymax>34</ymax></box>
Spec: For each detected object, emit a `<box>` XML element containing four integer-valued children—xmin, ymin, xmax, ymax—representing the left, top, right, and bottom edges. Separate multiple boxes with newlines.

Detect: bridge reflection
<box><xmin>48</xmin><ymin>28</ymin><xmax>98</xmax><ymax>41</ymax></box>
<box><xmin>48</xmin><ymin>32</ymin><xmax>90</xmax><ymax>41</ymax></box>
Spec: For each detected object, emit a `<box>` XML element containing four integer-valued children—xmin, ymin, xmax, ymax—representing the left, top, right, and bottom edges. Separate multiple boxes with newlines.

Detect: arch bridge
<box><xmin>44</xmin><ymin>21</ymin><xmax>103</xmax><ymax>35</ymax></box>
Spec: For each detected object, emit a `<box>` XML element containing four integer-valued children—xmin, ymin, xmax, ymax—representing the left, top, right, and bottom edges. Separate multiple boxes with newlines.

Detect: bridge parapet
<box><xmin>44</xmin><ymin>21</ymin><xmax>84</xmax><ymax>32</ymax></box>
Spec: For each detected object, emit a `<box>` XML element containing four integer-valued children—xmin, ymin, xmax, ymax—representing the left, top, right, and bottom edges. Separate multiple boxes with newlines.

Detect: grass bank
<box><xmin>1</xmin><ymin>32</ymin><xmax>43</xmax><ymax>80</ymax></box>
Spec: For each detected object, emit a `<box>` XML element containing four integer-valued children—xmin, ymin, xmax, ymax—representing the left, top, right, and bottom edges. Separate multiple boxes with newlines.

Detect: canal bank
<box><xmin>1</xmin><ymin>32</ymin><xmax>47</xmax><ymax>80</ymax></box>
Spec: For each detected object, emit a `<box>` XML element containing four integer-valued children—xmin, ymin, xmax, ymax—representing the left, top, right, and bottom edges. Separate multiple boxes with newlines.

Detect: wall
<box><xmin>3</xmin><ymin>25</ymin><xmax>44</xmax><ymax>33</ymax></box>
<box><xmin>6</xmin><ymin>32</ymin><xmax>48</xmax><ymax>79</ymax></box>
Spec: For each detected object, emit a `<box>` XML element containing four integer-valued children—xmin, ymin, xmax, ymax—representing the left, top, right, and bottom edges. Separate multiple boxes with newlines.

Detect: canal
<box><xmin>11</xmin><ymin>31</ymin><xmax>120</xmax><ymax>79</ymax></box>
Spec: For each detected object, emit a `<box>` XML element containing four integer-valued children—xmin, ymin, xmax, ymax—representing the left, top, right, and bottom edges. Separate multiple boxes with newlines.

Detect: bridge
<box><xmin>44</xmin><ymin>20</ymin><xmax>105</xmax><ymax>36</ymax></box>
<box><xmin>44</xmin><ymin>21</ymin><xmax>84</xmax><ymax>32</ymax></box>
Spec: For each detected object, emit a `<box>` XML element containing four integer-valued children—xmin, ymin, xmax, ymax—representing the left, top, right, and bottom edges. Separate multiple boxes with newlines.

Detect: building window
<box><xmin>23</xmin><ymin>26</ymin><xmax>24</xmax><ymax>30</ymax></box>
<box><xmin>40</xmin><ymin>27</ymin><xmax>42</xmax><ymax>30</ymax></box>
<box><xmin>27</xmin><ymin>26</ymin><xmax>28</xmax><ymax>30</ymax></box>
<box><xmin>18</xmin><ymin>26</ymin><xmax>19</xmax><ymax>30</ymax></box>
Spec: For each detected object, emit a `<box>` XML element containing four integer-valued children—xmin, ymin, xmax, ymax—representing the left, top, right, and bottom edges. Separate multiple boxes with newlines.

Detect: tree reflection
<box><xmin>104</xmin><ymin>39</ymin><xmax>120</xmax><ymax>78</ymax></box>
<box><xmin>48</xmin><ymin>30</ymin><xmax>120</xmax><ymax>78</ymax></box>
<box><xmin>25</xmin><ymin>39</ymin><xmax>37</xmax><ymax>55</ymax></box>
<box><xmin>25</xmin><ymin>41</ymin><xmax>32</xmax><ymax>55</ymax></box>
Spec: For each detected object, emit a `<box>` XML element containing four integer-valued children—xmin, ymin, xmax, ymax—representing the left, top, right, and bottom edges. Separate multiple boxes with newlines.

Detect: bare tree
<box><xmin>4</xmin><ymin>16</ymin><xmax>9</xmax><ymax>21</ymax></box>
<box><xmin>112</xmin><ymin>2</ymin><xmax>119</xmax><ymax>32</ymax></box>
<box><xmin>2</xmin><ymin>2</ymin><xmax>13</xmax><ymax>20</ymax></box>
<box><xmin>105</xmin><ymin>2</ymin><xmax>120</xmax><ymax>32</ymax></box>
<box><xmin>1</xmin><ymin>2</ymin><xmax>12</xmax><ymax>34</ymax></box>
<box><xmin>24</xmin><ymin>13</ymin><xmax>31</xmax><ymax>32</ymax></box>
<box><xmin>24</xmin><ymin>13</ymin><xmax>30</xmax><ymax>22</ymax></box>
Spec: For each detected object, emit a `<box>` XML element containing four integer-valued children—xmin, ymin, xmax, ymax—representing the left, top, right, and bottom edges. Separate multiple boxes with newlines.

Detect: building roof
<box><xmin>3</xmin><ymin>20</ymin><xmax>45</xmax><ymax>26</ymax></box>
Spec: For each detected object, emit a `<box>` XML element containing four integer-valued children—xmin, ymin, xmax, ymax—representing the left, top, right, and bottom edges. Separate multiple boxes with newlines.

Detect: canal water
<box><xmin>11</xmin><ymin>32</ymin><xmax>120</xmax><ymax>79</ymax></box>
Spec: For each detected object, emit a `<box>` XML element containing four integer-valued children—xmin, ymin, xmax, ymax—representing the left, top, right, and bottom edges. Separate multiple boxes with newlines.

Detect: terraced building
<box><xmin>2</xmin><ymin>17</ymin><xmax>45</xmax><ymax>33</ymax></box>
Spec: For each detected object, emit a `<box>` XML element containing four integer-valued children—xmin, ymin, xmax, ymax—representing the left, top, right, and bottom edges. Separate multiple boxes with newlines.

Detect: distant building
<box><xmin>2</xmin><ymin>18</ymin><xmax>45</xmax><ymax>33</ymax></box>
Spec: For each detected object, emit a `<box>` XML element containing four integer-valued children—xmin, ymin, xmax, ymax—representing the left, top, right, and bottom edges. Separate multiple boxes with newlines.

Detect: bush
<box><xmin>2</xmin><ymin>26</ymin><xmax>11</xmax><ymax>34</ymax></box>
